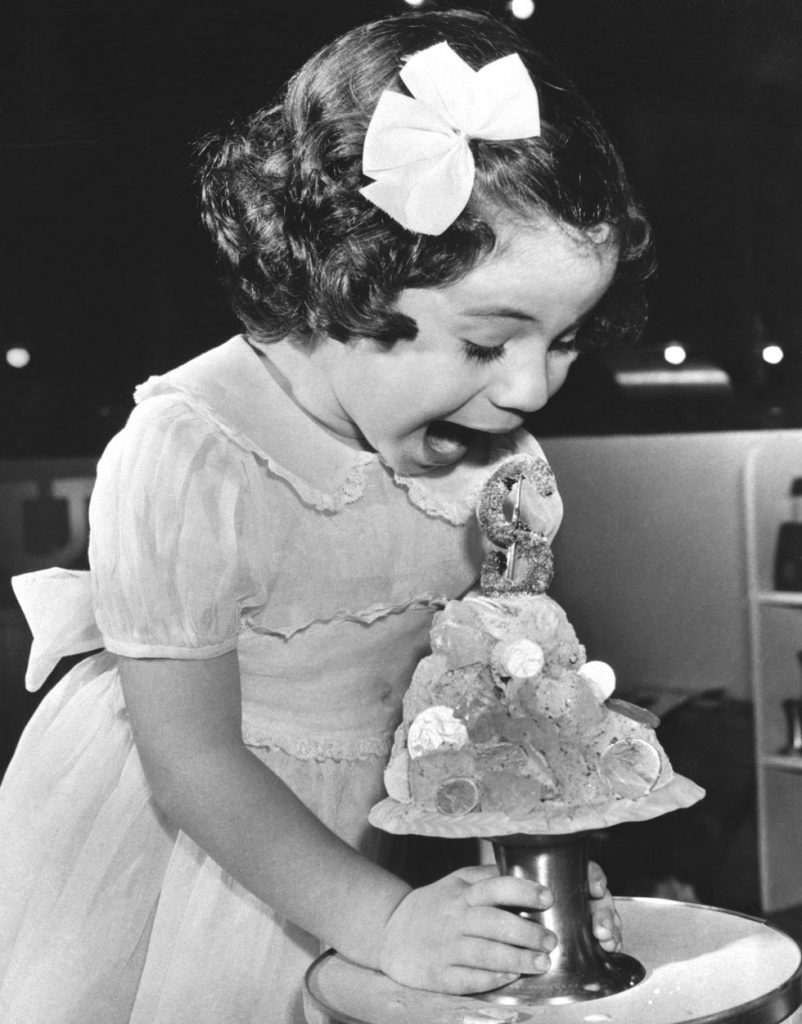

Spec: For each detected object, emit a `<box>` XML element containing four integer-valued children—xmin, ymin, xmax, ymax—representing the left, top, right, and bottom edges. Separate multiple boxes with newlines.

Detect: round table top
<box><xmin>305</xmin><ymin>898</ymin><xmax>802</xmax><ymax>1024</ymax></box>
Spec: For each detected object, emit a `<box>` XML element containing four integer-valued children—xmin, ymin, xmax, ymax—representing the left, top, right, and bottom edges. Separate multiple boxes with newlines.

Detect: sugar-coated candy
<box><xmin>605</xmin><ymin>697</ymin><xmax>660</xmax><ymax>729</ymax></box>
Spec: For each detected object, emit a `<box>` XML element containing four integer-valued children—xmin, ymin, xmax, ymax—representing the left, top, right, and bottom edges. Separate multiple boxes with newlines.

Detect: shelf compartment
<box><xmin>756</xmin><ymin>591</ymin><xmax>802</xmax><ymax>607</ymax></box>
<box><xmin>760</xmin><ymin>754</ymin><xmax>802</xmax><ymax>772</ymax></box>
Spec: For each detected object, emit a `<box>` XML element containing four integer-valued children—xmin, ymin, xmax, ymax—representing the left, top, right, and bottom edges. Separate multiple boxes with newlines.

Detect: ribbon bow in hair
<box><xmin>360</xmin><ymin>42</ymin><xmax>541</xmax><ymax>235</ymax></box>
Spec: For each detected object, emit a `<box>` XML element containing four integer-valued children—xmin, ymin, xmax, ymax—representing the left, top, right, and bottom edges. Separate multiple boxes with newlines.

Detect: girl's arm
<box><xmin>120</xmin><ymin>650</ymin><xmax>559</xmax><ymax>993</ymax></box>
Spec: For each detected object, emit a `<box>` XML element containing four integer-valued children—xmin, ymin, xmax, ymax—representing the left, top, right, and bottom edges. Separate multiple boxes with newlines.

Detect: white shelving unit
<box><xmin>744</xmin><ymin>433</ymin><xmax>802</xmax><ymax>913</ymax></box>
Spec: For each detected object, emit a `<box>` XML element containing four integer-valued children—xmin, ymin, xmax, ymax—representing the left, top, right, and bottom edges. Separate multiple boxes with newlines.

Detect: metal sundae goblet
<box><xmin>477</xmin><ymin>830</ymin><xmax>645</xmax><ymax>1005</ymax></box>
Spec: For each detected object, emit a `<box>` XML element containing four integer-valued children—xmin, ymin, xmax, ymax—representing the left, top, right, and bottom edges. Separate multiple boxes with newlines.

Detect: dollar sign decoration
<box><xmin>476</xmin><ymin>454</ymin><xmax>556</xmax><ymax>596</ymax></box>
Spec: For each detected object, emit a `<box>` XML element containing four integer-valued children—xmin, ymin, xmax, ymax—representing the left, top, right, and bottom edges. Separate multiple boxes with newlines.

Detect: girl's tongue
<box><xmin>424</xmin><ymin>421</ymin><xmax>474</xmax><ymax>464</ymax></box>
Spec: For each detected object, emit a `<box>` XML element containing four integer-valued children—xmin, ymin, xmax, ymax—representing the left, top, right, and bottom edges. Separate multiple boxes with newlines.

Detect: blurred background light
<box><xmin>403</xmin><ymin>0</ymin><xmax>425</xmax><ymax>6</ymax></box>
<box><xmin>664</xmin><ymin>343</ymin><xmax>687</xmax><ymax>366</ymax></box>
<box><xmin>6</xmin><ymin>347</ymin><xmax>31</xmax><ymax>369</ymax></box>
<box><xmin>762</xmin><ymin>344</ymin><xmax>784</xmax><ymax>365</ymax></box>
<box><xmin>510</xmin><ymin>0</ymin><xmax>536</xmax><ymax>18</ymax></box>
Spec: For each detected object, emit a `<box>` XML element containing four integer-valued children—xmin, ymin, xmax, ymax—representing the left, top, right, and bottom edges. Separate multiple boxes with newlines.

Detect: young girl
<box><xmin>0</xmin><ymin>9</ymin><xmax>652</xmax><ymax>1024</ymax></box>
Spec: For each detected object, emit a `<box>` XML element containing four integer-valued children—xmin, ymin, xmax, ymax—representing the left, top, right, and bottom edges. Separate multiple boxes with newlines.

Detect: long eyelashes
<box><xmin>461</xmin><ymin>338</ymin><xmax>579</xmax><ymax>364</ymax></box>
<box><xmin>462</xmin><ymin>340</ymin><xmax>506</xmax><ymax>363</ymax></box>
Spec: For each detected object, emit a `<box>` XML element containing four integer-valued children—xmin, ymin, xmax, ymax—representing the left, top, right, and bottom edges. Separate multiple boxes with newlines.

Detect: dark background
<box><xmin>2</xmin><ymin>0</ymin><xmax>802</xmax><ymax>455</ymax></box>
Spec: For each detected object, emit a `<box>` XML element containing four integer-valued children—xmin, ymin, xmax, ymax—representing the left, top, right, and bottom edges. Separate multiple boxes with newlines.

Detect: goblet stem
<box><xmin>477</xmin><ymin>831</ymin><xmax>645</xmax><ymax>1005</ymax></box>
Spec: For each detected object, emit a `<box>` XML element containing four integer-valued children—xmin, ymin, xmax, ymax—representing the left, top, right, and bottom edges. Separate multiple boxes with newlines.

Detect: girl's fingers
<box><xmin>454</xmin><ymin>936</ymin><xmax>552</xmax><ymax>977</ymax></box>
<box><xmin>592</xmin><ymin>905</ymin><xmax>623</xmax><ymax>951</ymax></box>
<box><xmin>587</xmin><ymin>859</ymin><xmax>608</xmax><ymax>897</ymax></box>
<box><xmin>463</xmin><ymin>873</ymin><xmax>552</xmax><ymax>911</ymax></box>
<box><xmin>450</xmin><ymin>864</ymin><xmax>502</xmax><ymax>884</ymax></box>
<box><xmin>465</xmin><ymin>904</ymin><xmax>557</xmax><ymax>952</ymax></box>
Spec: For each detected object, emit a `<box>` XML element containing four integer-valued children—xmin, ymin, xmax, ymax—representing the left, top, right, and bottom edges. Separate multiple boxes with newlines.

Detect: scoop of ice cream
<box><xmin>407</xmin><ymin>706</ymin><xmax>470</xmax><ymax>759</ymax></box>
<box><xmin>430</xmin><ymin>602</ymin><xmax>492</xmax><ymax>668</ymax></box>
<box><xmin>513</xmin><ymin>675</ymin><xmax>605</xmax><ymax>736</ymax></box>
<box><xmin>481</xmin><ymin>771</ymin><xmax>543</xmax><ymax>815</ymax></box>
<box><xmin>402</xmin><ymin>654</ymin><xmax>450</xmax><ymax>721</ymax></box>
<box><xmin>499</xmin><ymin>714</ymin><xmax>560</xmax><ymax>756</ymax></box>
<box><xmin>579</xmin><ymin>660</ymin><xmax>616</xmax><ymax>702</ymax></box>
<box><xmin>409</xmin><ymin>748</ymin><xmax>477</xmax><ymax>809</ymax></box>
<box><xmin>461</xmin><ymin>704</ymin><xmax>507</xmax><ymax>744</ymax></box>
<box><xmin>506</xmin><ymin>597</ymin><xmax>562</xmax><ymax>641</ymax></box>
<box><xmin>546</xmin><ymin>745</ymin><xmax>613</xmax><ymax>804</ymax></box>
<box><xmin>464</xmin><ymin>595</ymin><xmax>522</xmax><ymax>640</ymax></box>
<box><xmin>404</xmin><ymin>657</ymin><xmax>496</xmax><ymax>723</ymax></box>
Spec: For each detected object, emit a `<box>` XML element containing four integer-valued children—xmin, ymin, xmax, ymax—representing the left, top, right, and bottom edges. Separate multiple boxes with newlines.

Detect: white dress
<box><xmin>0</xmin><ymin>336</ymin><xmax>562</xmax><ymax>1024</ymax></box>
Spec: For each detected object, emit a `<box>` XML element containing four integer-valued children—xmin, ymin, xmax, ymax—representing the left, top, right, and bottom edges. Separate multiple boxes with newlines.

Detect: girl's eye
<box><xmin>462</xmin><ymin>340</ymin><xmax>506</xmax><ymax>363</ymax></box>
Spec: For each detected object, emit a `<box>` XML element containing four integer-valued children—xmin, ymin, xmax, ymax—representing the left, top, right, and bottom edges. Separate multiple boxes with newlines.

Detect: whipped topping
<box><xmin>407</xmin><ymin>706</ymin><xmax>469</xmax><ymax>759</ymax></box>
<box><xmin>383</xmin><ymin>752</ymin><xmax>412</xmax><ymax>802</ymax></box>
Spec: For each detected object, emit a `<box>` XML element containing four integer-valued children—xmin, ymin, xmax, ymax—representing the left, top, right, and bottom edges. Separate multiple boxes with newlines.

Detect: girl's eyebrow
<box><xmin>459</xmin><ymin>306</ymin><xmax>536</xmax><ymax>321</ymax></box>
<box><xmin>459</xmin><ymin>306</ymin><xmax>591</xmax><ymax>336</ymax></box>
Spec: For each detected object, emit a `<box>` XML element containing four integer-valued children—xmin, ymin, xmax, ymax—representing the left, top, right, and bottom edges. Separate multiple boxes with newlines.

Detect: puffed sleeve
<box><xmin>89</xmin><ymin>395</ymin><xmax>267</xmax><ymax>658</ymax></box>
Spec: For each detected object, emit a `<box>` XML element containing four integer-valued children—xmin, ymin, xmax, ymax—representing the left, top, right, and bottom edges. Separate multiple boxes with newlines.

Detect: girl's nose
<box><xmin>488</xmin><ymin>350</ymin><xmax>552</xmax><ymax>415</ymax></box>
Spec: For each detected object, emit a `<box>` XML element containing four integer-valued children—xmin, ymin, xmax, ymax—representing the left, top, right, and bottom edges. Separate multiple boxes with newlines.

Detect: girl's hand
<box><xmin>588</xmin><ymin>860</ymin><xmax>623</xmax><ymax>952</ymax></box>
<box><xmin>378</xmin><ymin>865</ymin><xmax>557</xmax><ymax>994</ymax></box>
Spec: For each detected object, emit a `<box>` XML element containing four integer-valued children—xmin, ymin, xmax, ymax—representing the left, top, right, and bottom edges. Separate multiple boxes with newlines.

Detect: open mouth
<box><xmin>424</xmin><ymin>421</ymin><xmax>477</xmax><ymax>462</ymax></box>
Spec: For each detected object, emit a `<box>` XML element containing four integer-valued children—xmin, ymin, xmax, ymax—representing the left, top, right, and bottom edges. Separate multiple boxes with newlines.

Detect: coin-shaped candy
<box><xmin>434</xmin><ymin>777</ymin><xmax>480</xmax><ymax>816</ymax></box>
<box><xmin>493</xmin><ymin>637</ymin><xmax>545</xmax><ymax>681</ymax></box>
<box><xmin>600</xmin><ymin>738</ymin><xmax>661</xmax><ymax>798</ymax></box>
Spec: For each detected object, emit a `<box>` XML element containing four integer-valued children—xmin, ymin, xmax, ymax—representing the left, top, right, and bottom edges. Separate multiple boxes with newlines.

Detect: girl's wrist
<box><xmin>333</xmin><ymin>874</ymin><xmax>413</xmax><ymax>971</ymax></box>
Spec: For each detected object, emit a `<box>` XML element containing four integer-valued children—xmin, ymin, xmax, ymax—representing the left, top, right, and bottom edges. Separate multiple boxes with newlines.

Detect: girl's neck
<box><xmin>248</xmin><ymin>335</ymin><xmax>370</xmax><ymax>452</ymax></box>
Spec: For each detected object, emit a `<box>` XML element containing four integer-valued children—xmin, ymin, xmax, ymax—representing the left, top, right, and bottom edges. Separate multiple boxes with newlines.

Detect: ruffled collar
<box><xmin>133</xmin><ymin>335</ymin><xmax>532</xmax><ymax>524</ymax></box>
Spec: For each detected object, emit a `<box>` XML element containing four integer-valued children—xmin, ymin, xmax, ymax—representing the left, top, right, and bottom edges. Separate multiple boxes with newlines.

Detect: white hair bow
<box><xmin>360</xmin><ymin>42</ymin><xmax>541</xmax><ymax>235</ymax></box>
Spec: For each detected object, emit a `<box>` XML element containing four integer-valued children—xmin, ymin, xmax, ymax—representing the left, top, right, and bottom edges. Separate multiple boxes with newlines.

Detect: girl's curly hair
<box><xmin>197</xmin><ymin>9</ymin><xmax>654</xmax><ymax>349</ymax></box>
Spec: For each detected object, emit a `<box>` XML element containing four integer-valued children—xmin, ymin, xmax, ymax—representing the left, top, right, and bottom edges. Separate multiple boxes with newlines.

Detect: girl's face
<box><xmin>309</xmin><ymin>220</ymin><xmax>618</xmax><ymax>476</ymax></box>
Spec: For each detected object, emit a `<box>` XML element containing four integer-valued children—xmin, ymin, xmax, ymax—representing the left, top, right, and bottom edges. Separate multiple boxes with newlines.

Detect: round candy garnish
<box><xmin>493</xmin><ymin>637</ymin><xmax>545</xmax><ymax>680</ymax></box>
<box><xmin>407</xmin><ymin>706</ymin><xmax>469</xmax><ymax>759</ymax></box>
<box><xmin>579</xmin><ymin>661</ymin><xmax>616</xmax><ymax>702</ymax></box>
<box><xmin>600</xmin><ymin>738</ymin><xmax>661</xmax><ymax>799</ymax></box>
<box><xmin>434</xmin><ymin>776</ymin><xmax>480</xmax><ymax>816</ymax></box>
